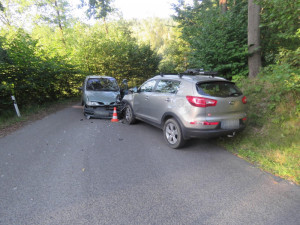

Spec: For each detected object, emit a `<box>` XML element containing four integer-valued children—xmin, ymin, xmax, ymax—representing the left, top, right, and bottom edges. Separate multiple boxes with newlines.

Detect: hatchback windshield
<box><xmin>196</xmin><ymin>81</ymin><xmax>242</xmax><ymax>97</ymax></box>
<box><xmin>86</xmin><ymin>78</ymin><xmax>119</xmax><ymax>91</ymax></box>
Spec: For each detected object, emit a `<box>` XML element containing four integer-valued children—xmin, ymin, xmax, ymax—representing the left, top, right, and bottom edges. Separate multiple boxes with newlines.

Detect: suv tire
<box><xmin>163</xmin><ymin>118</ymin><xmax>185</xmax><ymax>149</ymax></box>
<box><xmin>125</xmin><ymin>104</ymin><xmax>136</xmax><ymax>124</ymax></box>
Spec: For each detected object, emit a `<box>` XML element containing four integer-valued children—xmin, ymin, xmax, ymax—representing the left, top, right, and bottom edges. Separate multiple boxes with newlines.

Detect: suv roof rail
<box><xmin>160</xmin><ymin>73</ymin><xmax>184</xmax><ymax>78</ymax></box>
<box><xmin>184</xmin><ymin>69</ymin><xmax>218</xmax><ymax>77</ymax></box>
<box><xmin>159</xmin><ymin>69</ymin><xmax>219</xmax><ymax>78</ymax></box>
<box><xmin>198</xmin><ymin>71</ymin><xmax>218</xmax><ymax>77</ymax></box>
<box><xmin>184</xmin><ymin>68</ymin><xmax>204</xmax><ymax>74</ymax></box>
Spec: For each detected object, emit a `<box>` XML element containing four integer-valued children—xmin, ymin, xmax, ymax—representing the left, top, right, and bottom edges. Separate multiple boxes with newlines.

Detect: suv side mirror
<box><xmin>129</xmin><ymin>87</ymin><xmax>138</xmax><ymax>93</ymax></box>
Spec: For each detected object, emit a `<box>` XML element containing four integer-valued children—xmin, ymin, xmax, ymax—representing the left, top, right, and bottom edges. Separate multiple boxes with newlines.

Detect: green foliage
<box><xmin>0</xmin><ymin>19</ymin><xmax>161</xmax><ymax>115</ymax></box>
<box><xmin>173</xmin><ymin>0</ymin><xmax>298</xmax><ymax>78</ymax></box>
<box><xmin>0</xmin><ymin>0</ymin><xmax>164</xmax><ymax>115</ymax></box>
<box><xmin>0</xmin><ymin>27</ymin><xmax>80</xmax><ymax>114</ymax></box>
<box><xmin>129</xmin><ymin>18</ymin><xmax>190</xmax><ymax>73</ymax></box>
<box><xmin>83</xmin><ymin>0</ymin><xmax>114</xmax><ymax>20</ymax></box>
<box><xmin>173</xmin><ymin>0</ymin><xmax>248</xmax><ymax>78</ymax></box>
<box><xmin>260</xmin><ymin>64</ymin><xmax>300</xmax><ymax>93</ymax></box>
<box><xmin>157</xmin><ymin>26</ymin><xmax>190</xmax><ymax>73</ymax></box>
<box><xmin>130</xmin><ymin>18</ymin><xmax>175</xmax><ymax>54</ymax></box>
<box><xmin>259</xmin><ymin>0</ymin><xmax>300</xmax><ymax>64</ymax></box>
<box><xmin>220</xmin><ymin>56</ymin><xmax>300</xmax><ymax>183</ymax></box>
<box><xmin>31</xmin><ymin>25</ymin><xmax>71</xmax><ymax>58</ymax></box>
<box><xmin>0</xmin><ymin>2</ymin><xmax>4</xmax><ymax>11</ymax></box>
<box><xmin>70</xmin><ymin>22</ymin><xmax>160</xmax><ymax>84</ymax></box>
<box><xmin>238</xmin><ymin>61</ymin><xmax>300</xmax><ymax>127</ymax></box>
<box><xmin>35</xmin><ymin>0</ymin><xmax>70</xmax><ymax>27</ymax></box>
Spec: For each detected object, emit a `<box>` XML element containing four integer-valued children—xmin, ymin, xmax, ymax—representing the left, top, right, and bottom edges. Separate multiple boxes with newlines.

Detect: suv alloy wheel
<box><xmin>125</xmin><ymin>104</ymin><xmax>136</xmax><ymax>124</ymax></box>
<box><xmin>163</xmin><ymin>118</ymin><xmax>185</xmax><ymax>149</ymax></box>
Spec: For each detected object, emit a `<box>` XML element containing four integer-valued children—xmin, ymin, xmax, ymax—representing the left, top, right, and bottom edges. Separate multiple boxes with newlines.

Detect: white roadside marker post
<box><xmin>11</xmin><ymin>96</ymin><xmax>21</xmax><ymax>117</ymax></box>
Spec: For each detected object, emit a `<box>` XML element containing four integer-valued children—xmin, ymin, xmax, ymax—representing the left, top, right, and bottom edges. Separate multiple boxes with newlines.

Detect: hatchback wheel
<box><xmin>163</xmin><ymin>118</ymin><xmax>185</xmax><ymax>149</ymax></box>
<box><xmin>83</xmin><ymin>104</ymin><xmax>87</xmax><ymax>115</ymax></box>
<box><xmin>83</xmin><ymin>104</ymin><xmax>91</xmax><ymax>119</ymax></box>
<box><xmin>125</xmin><ymin>104</ymin><xmax>136</xmax><ymax>124</ymax></box>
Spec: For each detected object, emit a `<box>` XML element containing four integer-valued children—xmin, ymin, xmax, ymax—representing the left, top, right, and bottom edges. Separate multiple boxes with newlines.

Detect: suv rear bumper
<box><xmin>181</xmin><ymin>124</ymin><xmax>246</xmax><ymax>139</ymax></box>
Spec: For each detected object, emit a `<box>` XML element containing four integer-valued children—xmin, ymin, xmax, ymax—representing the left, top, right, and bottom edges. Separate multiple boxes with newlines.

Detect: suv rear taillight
<box><xmin>186</xmin><ymin>96</ymin><xmax>217</xmax><ymax>107</ymax></box>
<box><xmin>242</xmin><ymin>96</ymin><xmax>247</xmax><ymax>104</ymax></box>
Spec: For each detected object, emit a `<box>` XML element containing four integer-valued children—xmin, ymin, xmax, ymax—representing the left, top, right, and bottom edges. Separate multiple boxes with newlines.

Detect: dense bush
<box><xmin>0</xmin><ymin>22</ymin><xmax>160</xmax><ymax>114</ymax></box>
<box><xmin>0</xmin><ymin>28</ymin><xmax>81</xmax><ymax>114</ymax></box>
<box><xmin>259</xmin><ymin>0</ymin><xmax>300</xmax><ymax>65</ymax></box>
<box><xmin>70</xmin><ymin>22</ymin><xmax>160</xmax><ymax>85</ymax></box>
<box><xmin>0</xmin><ymin>0</ymin><xmax>298</xmax><ymax>117</ymax></box>
<box><xmin>173</xmin><ymin>0</ymin><xmax>248</xmax><ymax>78</ymax></box>
<box><xmin>226</xmin><ymin>58</ymin><xmax>300</xmax><ymax>183</ymax></box>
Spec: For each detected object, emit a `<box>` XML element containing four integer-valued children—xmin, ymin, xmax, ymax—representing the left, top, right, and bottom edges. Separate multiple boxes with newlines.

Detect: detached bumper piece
<box><xmin>84</xmin><ymin>104</ymin><xmax>123</xmax><ymax>119</ymax></box>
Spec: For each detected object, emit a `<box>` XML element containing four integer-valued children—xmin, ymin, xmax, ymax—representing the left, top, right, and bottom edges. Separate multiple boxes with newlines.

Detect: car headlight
<box><xmin>86</xmin><ymin>101</ymin><xmax>100</xmax><ymax>106</ymax></box>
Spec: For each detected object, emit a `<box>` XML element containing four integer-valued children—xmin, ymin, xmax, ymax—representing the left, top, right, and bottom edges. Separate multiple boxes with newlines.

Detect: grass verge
<box><xmin>219</xmin><ymin>65</ymin><xmax>300</xmax><ymax>184</ymax></box>
<box><xmin>219</xmin><ymin>127</ymin><xmax>299</xmax><ymax>184</ymax></box>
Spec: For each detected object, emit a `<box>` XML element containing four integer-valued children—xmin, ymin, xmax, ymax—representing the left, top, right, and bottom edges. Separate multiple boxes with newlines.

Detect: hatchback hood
<box><xmin>86</xmin><ymin>91</ymin><xmax>119</xmax><ymax>104</ymax></box>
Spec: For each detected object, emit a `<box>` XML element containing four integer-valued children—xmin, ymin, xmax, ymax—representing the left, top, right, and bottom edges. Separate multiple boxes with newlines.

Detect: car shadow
<box><xmin>128</xmin><ymin>121</ymin><xmax>225</xmax><ymax>152</ymax></box>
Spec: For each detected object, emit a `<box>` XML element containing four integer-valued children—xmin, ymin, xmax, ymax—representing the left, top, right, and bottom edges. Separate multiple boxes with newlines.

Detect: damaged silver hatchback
<box><xmin>80</xmin><ymin>75</ymin><xmax>123</xmax><ymax>119</ymax></box>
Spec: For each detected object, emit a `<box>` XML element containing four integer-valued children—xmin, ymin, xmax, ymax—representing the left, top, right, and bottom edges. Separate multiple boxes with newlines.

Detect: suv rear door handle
<box><xmin>165</xmin><ymin>98</ymin><xmax>171</xmax><ymax>102</ymax></box>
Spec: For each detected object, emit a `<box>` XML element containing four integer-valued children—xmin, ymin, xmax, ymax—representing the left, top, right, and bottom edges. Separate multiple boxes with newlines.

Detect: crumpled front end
<box><xmin>83</xmin><ymin>91</ymin><xmax>124</xmax><ymax>119</ymax></box>
<box><xmin>84</xmin><ymin>102</ymin><xmax>123</xmax><ymax>119</ymax></box>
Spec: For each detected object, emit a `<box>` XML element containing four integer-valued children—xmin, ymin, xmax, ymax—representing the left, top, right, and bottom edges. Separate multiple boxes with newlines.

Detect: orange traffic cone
<box><xmin>111</xmin><ymin>107</ymin><xmax>119</xmax><ymax>122</ymax></box>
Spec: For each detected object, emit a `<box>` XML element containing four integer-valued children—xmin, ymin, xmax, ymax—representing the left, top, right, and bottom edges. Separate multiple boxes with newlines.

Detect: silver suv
<box><xmin>122</xmin><ymin>73</ymin><xmax>247</xmax><ymax>148</ymax></box>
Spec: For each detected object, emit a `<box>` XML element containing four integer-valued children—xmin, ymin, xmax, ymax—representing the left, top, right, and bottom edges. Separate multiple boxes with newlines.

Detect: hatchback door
<box><xmin>196</xmin><ymin>81</ymin><xmax>247</xmax><ymax>129</ymax></box>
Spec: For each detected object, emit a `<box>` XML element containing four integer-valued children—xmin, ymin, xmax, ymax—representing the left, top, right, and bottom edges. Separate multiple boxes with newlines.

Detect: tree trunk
<box><xmin>54</xmin><ymin>0</ymin><xmax>66</xmax><ymax>45</ymax></box>
<box><xmin>103</xmin><ymin>17</ymin><xmax>109</xmax><ymax>34</ymax></box>
<box><xmin>219</xmin><ymin>0</ymin><xmax>227</xmax><ymax>13</ymax></box>
<box><xmin>248</xmin><ymin>0</ymin><xmax>261</xmax><ymax>78</ymax></box>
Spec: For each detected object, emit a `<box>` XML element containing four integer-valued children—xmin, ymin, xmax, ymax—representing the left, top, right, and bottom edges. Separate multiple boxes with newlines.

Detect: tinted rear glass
<box><xmin>196</xmin><ymin>81</ymin><xmax>242</xmax><ymax>97</ymax></box>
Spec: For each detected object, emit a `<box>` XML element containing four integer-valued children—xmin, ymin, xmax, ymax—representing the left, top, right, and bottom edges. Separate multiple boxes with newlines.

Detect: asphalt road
<box><xmin>0</xmin><ymin>104</ymin><xmax>299</xmax><ymax>225</ymax></box>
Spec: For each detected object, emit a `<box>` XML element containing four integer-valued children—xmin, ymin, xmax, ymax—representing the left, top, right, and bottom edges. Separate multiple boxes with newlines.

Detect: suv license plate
<box><xmin>221</xmin><ymin>120</ymin><xmax>239</xmax><ymax>129</ymax></box>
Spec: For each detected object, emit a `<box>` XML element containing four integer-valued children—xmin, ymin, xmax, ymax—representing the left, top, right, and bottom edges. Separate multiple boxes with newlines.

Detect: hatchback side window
<box><xmin>139</xmin><ymin>80</ymin><xmax>157</xmax><ymax>93</ymax></box>
<box><xmin>155</xmin><ymin>80</ymin><xmax>180</xmax><ymax>94</ymax></box>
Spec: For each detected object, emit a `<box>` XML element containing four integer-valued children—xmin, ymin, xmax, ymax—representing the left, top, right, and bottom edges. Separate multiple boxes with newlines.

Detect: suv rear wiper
<box><xmin>229</xmin><ymin>93</ymin><xmax>241</xmax><ymax>97</ymax></box>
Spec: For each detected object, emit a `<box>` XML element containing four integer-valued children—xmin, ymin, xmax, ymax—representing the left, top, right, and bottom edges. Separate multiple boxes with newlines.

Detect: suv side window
<box><xmin>139</xmin><ymin>80</ymin><xmax>157</xmax><ymax>93</ymax></box>
<box><xmin>155</xmin><ymin>80</ymin><xmax>180</xmax><ymax>94</ymax></box>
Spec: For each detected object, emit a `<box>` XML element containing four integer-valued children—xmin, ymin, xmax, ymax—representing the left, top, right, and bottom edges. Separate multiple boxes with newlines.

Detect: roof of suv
<box><xmin>86</xmin><ymin>75</ymin><xmax>116</xmax><ymax>79</ymax></box>
<box><xmin>153</xmin><ymin>74</ymin><xmax>227</xmax><ymax>83</ymax></box>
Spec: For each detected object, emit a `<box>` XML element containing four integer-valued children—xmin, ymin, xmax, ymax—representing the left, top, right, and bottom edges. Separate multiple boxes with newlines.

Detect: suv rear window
<box><xmin>196</xmin><ymin>81</ymin><xmax>242</xmax><ymax>97</ymax></box>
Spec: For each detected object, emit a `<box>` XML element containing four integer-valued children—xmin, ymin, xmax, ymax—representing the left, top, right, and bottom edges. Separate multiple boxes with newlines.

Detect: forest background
<box><xmin>0</xmin><ymin>0</ymin><xmax>299</xmax><ymax>183</ymax></box>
